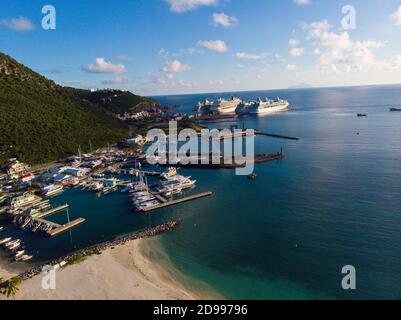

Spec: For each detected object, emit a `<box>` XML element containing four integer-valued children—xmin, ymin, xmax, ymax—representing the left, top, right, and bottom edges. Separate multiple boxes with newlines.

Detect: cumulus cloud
<box><xmin>166</xmin><ymin>0</ymin><xmax>218</xmax><ymax>13</ymax></box>
<box><xmin>235</xmin><ymin>52</ymin><xmax>267</xmax><ymax>60</ymax></box>
<box><xmin>294</xmin><ymin>0</ymin><xmax>311</xmax><ymax>5</ymax></box>
<box><xmin>197</xmin><ymin>40</ymin><xmax>228</xmax><ymax>52</ymax></box>
<box><xmin>212</xmin><ymin>13</ymin><xmax>238</xmax><ymax>28</ymax></box>
<box><xmin>83</xmin><ymin>58</ymin><xmax>127</xmax><ymax>74</ymax></box>
<box><xmin>286</xmin><ymin>64</ymin><xmax>297</xmax><ymax>71</ymax></box>
<box><xmin>0</xmin><ymin>16</ymin><xmax>34</xmax><ymax>32</ymax></box>
<box><xmin>288</xmin><ymin>39</ymin><xmax>300</xmax><ymax>47</ymax></box>
<box><xmin>162</xmin><ymin>60</ymin><xmax>191</xmax><ymax>79</ymax></box>
<box><xmin>303</xmin><ymin>20</ymin><xmax>401</xmax><ymax>73</ymax></box>
<box><xmin>289</xmin><ymin>48</ymin><xmax>305</xmax><ymax>57</ymax></box>
<box><xmin>390</xmin><ymin>6</ymin><xmax>401</xmax><ymax>26</ymax></box>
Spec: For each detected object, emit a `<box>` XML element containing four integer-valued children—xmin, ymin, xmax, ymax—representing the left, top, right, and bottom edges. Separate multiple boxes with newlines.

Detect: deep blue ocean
<box><xmin>2</xmin><ymin>85</ymin><xmax>401</xmax><ymax>299</ymax></box>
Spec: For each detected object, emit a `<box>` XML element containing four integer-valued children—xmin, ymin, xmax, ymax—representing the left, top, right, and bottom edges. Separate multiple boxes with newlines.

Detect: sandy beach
<box><xmin>1</xmin><ymin>239</ymin><xmax>218</xmax><ymax>300</ymax></box>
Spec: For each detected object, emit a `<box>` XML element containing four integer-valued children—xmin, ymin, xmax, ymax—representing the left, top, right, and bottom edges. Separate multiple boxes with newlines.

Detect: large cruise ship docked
<box><xmin>215</xmin><ymin>97</ymin><xmax>242</xmax><ymax>114</ymax></box>
<box><xmin>250</xmin><ymin>98</ymin><xmax>289</xmax><ymax>115</ymax></box>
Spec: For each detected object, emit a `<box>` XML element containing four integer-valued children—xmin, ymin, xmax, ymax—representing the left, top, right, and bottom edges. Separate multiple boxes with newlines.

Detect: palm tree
<box><xmin>0</xmin><ymin>276</ymin><xmax>21</xmax><ymax>299</ymax></box>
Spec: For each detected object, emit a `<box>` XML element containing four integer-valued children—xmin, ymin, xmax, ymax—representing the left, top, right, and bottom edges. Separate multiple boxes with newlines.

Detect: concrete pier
<box><xmin>143</xmin><ymin>192</ymin><xmax>213</xmax><ymax>212</ymax></box>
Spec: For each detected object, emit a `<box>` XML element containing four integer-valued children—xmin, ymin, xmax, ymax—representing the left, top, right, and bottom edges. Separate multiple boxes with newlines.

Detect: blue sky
<box><xmin>1</xmin><ymin>0</ymin><xmax>401</xmax><ymax>95</ymax></box>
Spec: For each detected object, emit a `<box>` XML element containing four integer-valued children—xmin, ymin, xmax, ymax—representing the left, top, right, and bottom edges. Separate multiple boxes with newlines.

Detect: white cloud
<box><xmin>288</xmin><ymin>39</ymin><xmax>300</xmax><ymax>47</ymax></box>
<box><xmin>275</xmin><ymin>53</ymin><xmax>286</xmax><ymax>62</ymax></box>
<box><xmin>294</xmin><ymin>0</ymin><xmax>311</xmax><ymax>5</ymax></box>
<box><xmin>209</xmin><ymin>79</ymin><xmax>224</xmax><ymax>85</ymax></box>
<box><xmin>390</xmin><ymin>6</ymin><xmax>401</xmax><ymax>26</ymax></box>
<box><xmin>197</xmin><ymin>40</ymin><xmax>228</xmax><ymax>52</ymax></box>
<box><xmin>158</xmin><ymin>48</ymin><xmax>169</xmax><ymax>58</ymax></box>
<box><xmin>166</xmin><ymin>0</ymin><xmax>218</xmax><ymax>13</ymax></box>
<box><xmin>101</xmin><ymin>77</ymin><xmax>130</xmax><ymax>85</ymax></box>
<box><xmin>162</xmin><ymin>60</ymin><xmax>191</xmax><ymax>79</ymax></box>
<box><xmin>212</xmin><ymin>13</ymin><xmax>238</xmax><ymax>28</ymax></box>
<box><xmin>303</xmin><ymin>20</ymin><xmax>398</xmax><ymax>73</ymax></box>
<box><xmin>0</xmin><ymin>16</ymin><xmax>34</xmax><ymax>32</ymax></box>
<box><xmin>235</xmin><ymin>52</ymin><xmax>267</xmax><ymax>60</ymax></box>
<box><xmin>289</xmin><ymin>48</ymin><xmax>305</xmax><ymax>57</ymax></box>
<box><xmin>286</xmin><ymin>64</ymin><xmax>297</xmax><ymax>71</ymax></box>
<box><xmin>83</xmin><ymin>58</ymin><xmax>127</xmax><ymax>74</ymax></box>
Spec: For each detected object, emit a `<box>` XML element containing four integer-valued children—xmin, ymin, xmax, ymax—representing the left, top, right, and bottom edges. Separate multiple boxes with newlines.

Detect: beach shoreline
<box><xmin>1</xmin><ymin>237</ymin><xmax>220</xmax><ymax>300</ymax></box>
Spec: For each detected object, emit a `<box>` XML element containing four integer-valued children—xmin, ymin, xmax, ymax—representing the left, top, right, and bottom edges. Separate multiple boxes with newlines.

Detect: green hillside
<box><xmin>74</xmin><ymin>89</ymin><xmax>159</xmax><ymax>114</ymax></box>
<box><xmin>0</xmin><ymin>52</ymin><xmax>130</xmax><ymax>166</ymax></box>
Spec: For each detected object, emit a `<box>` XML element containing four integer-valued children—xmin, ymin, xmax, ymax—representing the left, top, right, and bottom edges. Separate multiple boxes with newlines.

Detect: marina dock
<box><xmin>143</xmin><ymin>192</ymin><xmax>213</xmax><ymax>212</ymax></box>
<box><xmin>47</xmin><ymin>218</ymin><xmax>86</xmax><ymax>237</ymax></box>
<box><xmin>34</xmin><ymin>204</ymin><xmax>69</xmax><ymax>219</ymax></box>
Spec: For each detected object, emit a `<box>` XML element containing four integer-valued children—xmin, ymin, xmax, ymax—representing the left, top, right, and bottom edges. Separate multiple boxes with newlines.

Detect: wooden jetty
<box><xmin>47</xmin><ymin>218</ymin><xmax>86</xmax><ymax>237</ymax></box>
<box><xmin>34</xmin><ymin>204</ymin><xmax>69</xmax><ymax>219</ymax></box>
<box><xmin>24</xmin><ymin>203</ymin><xmax>86</xmax><ymax>237</ymax></box>
<box><xmin>143</xmin><ymin>192</ymin><xmax>213</xmax><ymax>212</ymax></box>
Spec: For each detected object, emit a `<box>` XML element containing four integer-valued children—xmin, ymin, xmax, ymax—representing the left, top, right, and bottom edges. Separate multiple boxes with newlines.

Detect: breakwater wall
<box><xmin>18</xmin><ymin>221</ymin><xmax>180</xmax><ymax>281</ymax></box>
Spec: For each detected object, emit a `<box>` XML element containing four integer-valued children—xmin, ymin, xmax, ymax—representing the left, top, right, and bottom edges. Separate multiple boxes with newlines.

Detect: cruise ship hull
<box><xmin>217</xmin><ymin>106</ymin><xmax>239</xmax><ymax>114</ymax></box>
<box><xmin>250</xmin><ymin>103</ymin><xmax>289</xmax><ymax>115</ymax></box>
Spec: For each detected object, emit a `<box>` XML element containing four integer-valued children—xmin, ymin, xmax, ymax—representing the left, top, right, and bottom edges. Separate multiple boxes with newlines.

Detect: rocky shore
<box><xmin>18</xmin><ymin>221</ymin><xmax>180</xmax><ymax>281</ymax></box>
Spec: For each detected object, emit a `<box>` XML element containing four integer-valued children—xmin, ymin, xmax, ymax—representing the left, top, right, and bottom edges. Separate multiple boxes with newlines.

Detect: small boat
<box><xmin>390</xmin><ymin>108</ymin><xmax>401</xmax><ymax>112</ymax></box>
<box><xmin>161</xmin><ymin>167</ymin><xmax>178</xmax><ymax>180</ymax></box>
<box><xmin>0</xmin><ymin>237</ymin><xmax>12</xmax><ymax>245</ymax></box>
<box><xmin>14</xmin><ymin>250</ymin><xmax>25</xmax><ymax>259</ymax></box>
<box><xmin>21</xmin><ymin>255</ymin><xmax>33</xmax><ymax>261</ymax></box>
<box><xmin>163</xmin><ymin>187</ymin><xmax>183</xmax><ymax>197</ymax></box>
<box><xmin>134</xmin><ymin>200</ymin><xmax>160</xmax><ymax>213</ymax></box>
<box><xmin>5</xmin><ymin>239</ymin><xmax>20</xmax><ymax>248</ymax></box>
<box><xmin>0</xmin><ymin>226</ymin><xmax>4</xmax><ymax>232</ymax></box>
<box><xmin>248</xmin><ymin>173</ymin><xmax>258</xmax><ymax>180</ymax></box>
<box><xmin>357</xmin><ymin>113</ymin><xmax>367</xmax><ymax>117</ymax></box>
<box><xmin>7</xmin><ymin>242</ymin><xmax>22</xmax><ymax>251</ymax></box>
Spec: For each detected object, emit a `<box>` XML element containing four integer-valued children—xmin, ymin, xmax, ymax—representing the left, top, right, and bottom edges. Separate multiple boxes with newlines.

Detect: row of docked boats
<box><xmin>196</xmin><ymin>97</ymin><xmax>290</xmax><ymax>115</ymax></box>
<box><xmin>0</xmin><ymin>237</ymin><xmax>33</xmax><ymax>262</ymax></box>
<box><xmin>13</xmin><ymin>215</ymin><xmax>54</xmax><ymax>233</ymax></box>
<box><xmin>128</xmin><ymin>168</ymin><xmax>196</xmax><ymax>213</ymax></box>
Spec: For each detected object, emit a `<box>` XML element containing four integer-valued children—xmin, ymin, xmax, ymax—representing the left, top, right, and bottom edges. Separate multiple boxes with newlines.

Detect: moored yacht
<box><xmin>133</xmin><ymin>200</ymin><xmax>160</xmax><ymax>213</ymax></box>
<box><xmin>42</xmin><ymin>184</ymin><xmax>64</xmax><ymax>197</ymax></box>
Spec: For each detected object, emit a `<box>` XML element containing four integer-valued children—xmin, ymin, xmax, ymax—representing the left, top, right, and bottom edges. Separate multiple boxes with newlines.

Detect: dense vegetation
<box><xmin>68</xmin><ymin>88</ymin><xmax>159</xmax><ymax>114</ymax></box>
<box><xmin>0</xmin><ymin>52</ymin><xmax>151</xmax><ymax>166</ymax></box>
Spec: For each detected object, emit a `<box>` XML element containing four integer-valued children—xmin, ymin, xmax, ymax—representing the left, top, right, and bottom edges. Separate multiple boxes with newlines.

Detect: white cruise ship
<box><xmin>215</xmin><ymin>97</ymin><xmax>242</xmax><ymax>114</ymax></box>
<box><xmin>250</xmin><ymin>98</ymin><xmax>289</xmax><ymax>115</ymax></box>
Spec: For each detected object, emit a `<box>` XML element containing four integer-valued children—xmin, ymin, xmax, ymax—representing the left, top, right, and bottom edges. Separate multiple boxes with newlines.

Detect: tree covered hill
<box><xmin>73</xmin><ymin>89</ymin><xmax>159</xmax><ymax>114</ymax></box>
<box><xmin>0</xmin><ymin>52</ymin><xmax>134</xmax><ymax>166</ymax></box>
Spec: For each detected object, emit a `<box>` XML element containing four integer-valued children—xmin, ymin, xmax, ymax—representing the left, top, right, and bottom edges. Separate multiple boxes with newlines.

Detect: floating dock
<box><xmin>143</xmin><ymin>192</ymin><xmax>213</xmax><ymax>212</ymax></box>
<box><xmin>47</xmin><ymin>218</ymin><xmax>86</xmax><ymax>237</ymax></box>
<box><xmin>34</xmin><ymin>204</ymin><xmax>69</xmax><ymax>219</ymax></box>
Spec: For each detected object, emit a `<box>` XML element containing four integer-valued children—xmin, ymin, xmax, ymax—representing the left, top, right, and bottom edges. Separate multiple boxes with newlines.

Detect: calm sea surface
<box><xmin>2</xmin><ymin>85</ymin><xmax>401</xmax><ymax>299</ymax></box>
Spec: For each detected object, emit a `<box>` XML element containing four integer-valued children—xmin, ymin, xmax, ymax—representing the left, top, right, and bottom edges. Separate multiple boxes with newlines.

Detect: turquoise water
<box><xmin>2</xmin><ymin>85</ymin><xmax>401</xmax><ymax>299</ymax></box>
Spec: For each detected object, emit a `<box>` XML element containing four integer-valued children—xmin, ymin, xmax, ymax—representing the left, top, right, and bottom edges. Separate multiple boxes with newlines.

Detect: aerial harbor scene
<box><xmin>1</xmin><ymin>0</ymin><xmax>401</xmax><ymax>302</ymax></box>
